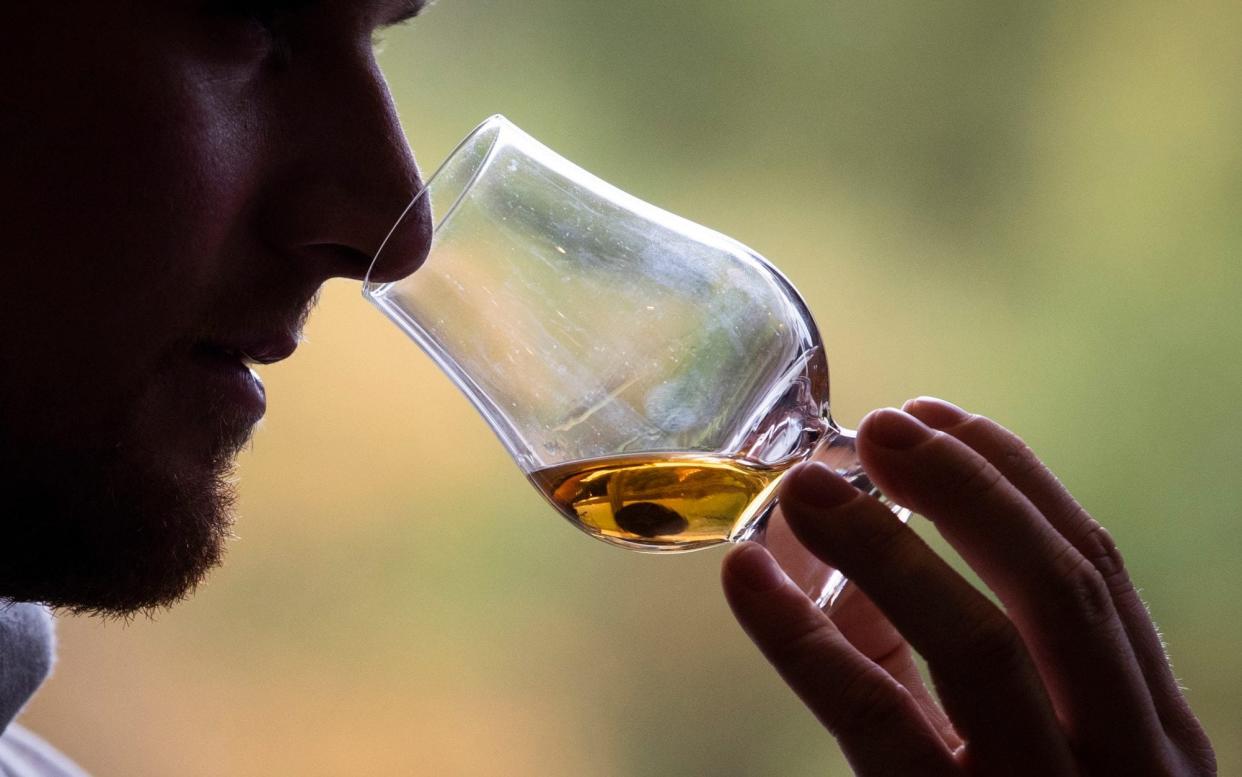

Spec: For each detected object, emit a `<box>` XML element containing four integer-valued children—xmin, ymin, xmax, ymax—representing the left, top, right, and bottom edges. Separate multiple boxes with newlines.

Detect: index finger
<box><xmin>721</xmin><ymin>542</ymin><xmax>958</xmax><ymax>776</ymax></box>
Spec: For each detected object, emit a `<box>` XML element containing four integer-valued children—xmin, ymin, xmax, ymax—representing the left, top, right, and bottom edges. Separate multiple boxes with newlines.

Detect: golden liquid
<box><xmin>529</xmin><ymin>452</ymin><xmax>794</xmax><ymax>551</ymax></box>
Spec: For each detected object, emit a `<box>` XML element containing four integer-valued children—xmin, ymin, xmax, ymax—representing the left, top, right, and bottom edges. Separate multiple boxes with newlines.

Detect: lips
<box><xmin>214</xmin><ymin>334</ymin><xmax>299</xmax><ymax>366</ymax></box>
<box><xmin>187</xmin><ymin>327</ymin><xmax>299</xmax><ymax>424</ymax></box>
<box><xmin>189</xmin><ymin>343</ymin><xmax>272</xmax><ymax>422</ymax></box>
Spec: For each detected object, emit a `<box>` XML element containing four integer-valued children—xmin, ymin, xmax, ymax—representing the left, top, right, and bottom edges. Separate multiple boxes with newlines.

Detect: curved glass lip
<box><xmin>362</xmin><ymin>114</ymin><xmax>509</xmax><ymax>293</ymax></box>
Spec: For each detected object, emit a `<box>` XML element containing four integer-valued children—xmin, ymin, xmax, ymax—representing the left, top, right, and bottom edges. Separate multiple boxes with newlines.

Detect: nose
<box><xmin>258</xmin><ymin>51</ymin><xmax>433</xmax><ymax>285</ymax></box>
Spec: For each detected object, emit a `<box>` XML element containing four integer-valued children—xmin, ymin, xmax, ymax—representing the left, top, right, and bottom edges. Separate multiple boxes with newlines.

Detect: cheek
<box><xmin>83</xmin><ymin>77</ymin><xmax>259</xmax><ymax>305</ymax></box>
<box><xmin>0</xmin><ymin>26</ymin><xmax>265</xmax><ymax>445</ymax></box>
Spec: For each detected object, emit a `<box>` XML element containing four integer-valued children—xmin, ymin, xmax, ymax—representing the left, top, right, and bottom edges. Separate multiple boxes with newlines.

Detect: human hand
<box><xmin>721</xmin><ymin>398</ymin><xmax>1215</xmax><ymax>775</ymax></box>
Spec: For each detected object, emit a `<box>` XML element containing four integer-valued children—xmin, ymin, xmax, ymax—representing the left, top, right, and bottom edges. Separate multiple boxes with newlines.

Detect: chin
<box><xmin>0</xmin><ymin>430</ymin><xmax>240</xmax><ymax>617</ymax></box>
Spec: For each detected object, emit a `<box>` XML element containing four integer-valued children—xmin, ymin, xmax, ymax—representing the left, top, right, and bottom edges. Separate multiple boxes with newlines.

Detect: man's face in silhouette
<box><xmin>0</xmin><ymin>1</ymin><xmax>432</xmax><ymax>614</ymax></box>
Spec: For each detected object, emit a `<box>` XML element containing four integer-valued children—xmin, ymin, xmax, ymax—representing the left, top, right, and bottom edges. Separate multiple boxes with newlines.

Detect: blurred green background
<box><xmin>24</xmin><ymin>1</ymin><xmax>1242</xmax><ymax>774</ymax></box>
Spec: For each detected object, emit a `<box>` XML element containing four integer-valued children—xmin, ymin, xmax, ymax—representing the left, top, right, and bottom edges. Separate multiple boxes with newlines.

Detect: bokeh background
<box><xmin>24</xmin><ymin>1</ymin><xmax>1241</xmax><ymax>774</ymax></box>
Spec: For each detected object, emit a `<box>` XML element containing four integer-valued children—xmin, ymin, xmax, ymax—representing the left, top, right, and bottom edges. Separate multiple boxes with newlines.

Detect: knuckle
<box><xmin>959</xmin><ymin>613</ymin><xmax>1027</xmax><ymax>675</ymax></box>
<box><xmin>1185</xmin><ymin>741</ymin><xmax>1218</xmax><ymax>776</ymax></box>
<box><xmin>768</xmin><ymin>619</ymin><xmax>841</xmax><ymax>681</ymax></box>
<box><xmin>941</xmin><ymin>448</ymin><xmax>1005</xmax><ymax>504</ymax></box>
<box><xmin>1075</xmin><ymin>520</ymin><xmax>1128</xmax><ymax>587</ymax></box>
<box><xmin>1052</xmin><ymin>548</ymin><xmax>1117</xmax><ymax>629</ymax></box>
<box><xmin>1048</xmin><ymin>497</ymin><xmax>1091</xmax><ymax>536</ymax></box>
<box><xmin>830</xmin><ymin>508</ymin><xmax>922</xmax><ymax>577</ymax></box>
<box><xmin>829</xmin><ymin>667</ymin><xmax>911</xmax><ymax>734</ymax></box>
<box><xmin>1000</xmin><ymin>435</ymin><xmax>1045</xmax><ymax>479</ymax></box>
<box><xmin>763</xmin><ymin>620</ymin><xmax>916</xmax><ymax>739</ymax></box>
<box><xmin>958</xmin><ymin>414</ymin><xmax>1037</xmax><ymax>465</ymax></box>
<box><xmin>850</xmin><ymin>510</ymin><xmax>909</xmax><ymax>557</ymax></box>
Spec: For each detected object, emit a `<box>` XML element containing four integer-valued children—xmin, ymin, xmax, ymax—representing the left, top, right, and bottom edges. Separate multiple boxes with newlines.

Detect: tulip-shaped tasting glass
<box><xmin>365</xmin><ymin>115</ymin><xmax>907</xmax><ymax>608</ymax></box>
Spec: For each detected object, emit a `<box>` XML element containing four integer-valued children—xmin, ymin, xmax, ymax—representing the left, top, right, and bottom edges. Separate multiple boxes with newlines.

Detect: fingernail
<box><xmin>903</xmin><ymin>396</ymin><xmax>969</xmax><ymax>429</ymax></box>
<box><xmin>731</xmin><ymin>543</ymin><xmax>789</xmax><ymax>593</ymax></box>
<box><xmin>782</xmin><ymin>461</ymin><xmax>859</xmax><ymax>510</ymax></box>
<box><xmin>863</xmin><ymin>408</ymin><xmax>934</xmax><ymax>450</ymax></box>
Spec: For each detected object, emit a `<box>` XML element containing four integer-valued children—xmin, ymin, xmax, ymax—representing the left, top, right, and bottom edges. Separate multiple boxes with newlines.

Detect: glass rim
<box><xmin>363</xmin><ymin>113</ymin><xmax>509</xmax><ymax>291</ymax></box>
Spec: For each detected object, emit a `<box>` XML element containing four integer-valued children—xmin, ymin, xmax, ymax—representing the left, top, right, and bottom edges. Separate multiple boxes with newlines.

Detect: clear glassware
<box><xmin>364</xmin><ymin>115</ymin><xmax>908</xmax><ymax>608</ymax></box>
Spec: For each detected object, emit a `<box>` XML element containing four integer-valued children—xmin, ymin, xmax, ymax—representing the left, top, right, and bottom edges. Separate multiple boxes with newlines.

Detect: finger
<box><xmin>765</xmin><ymin>500</ymin><xmax>962</xmax><ymax>749</ymax></box>
<box><xmin>778</xmin><ymin>465</ymin><xmax>1075</xmax><ymax>775</ymax></box>
<box><xmin>857</xmin><ymin>407</ymin><xmax>1175</xmax><ymax>773</ymax></box>
<box><xmin>721</xmin><ymin>542</ymin><xmax>958</xmax><ymax>776</ymax></box>
<box><xmin>903</xmin><ymin>396</ymin><xmax>1214</xmax><ymax>758</ymax></box>
<box><xmin>831</xmin><ymin>584</ymin><xmax>962</xmax><ymax>750</ymax></box>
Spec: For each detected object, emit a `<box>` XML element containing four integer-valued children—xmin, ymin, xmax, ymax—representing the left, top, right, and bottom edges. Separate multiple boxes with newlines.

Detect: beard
<box><xmin>0</xmin><ymin>412</ymin><xmax>247</xmax><ymax>618</ymax></box>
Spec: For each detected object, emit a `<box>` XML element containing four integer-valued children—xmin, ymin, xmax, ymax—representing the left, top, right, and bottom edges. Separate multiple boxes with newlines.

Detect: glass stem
<box><xmin>748</xmin><ymin>425</ymin><xmax>911</xmax><ymax>611</ymax></box>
